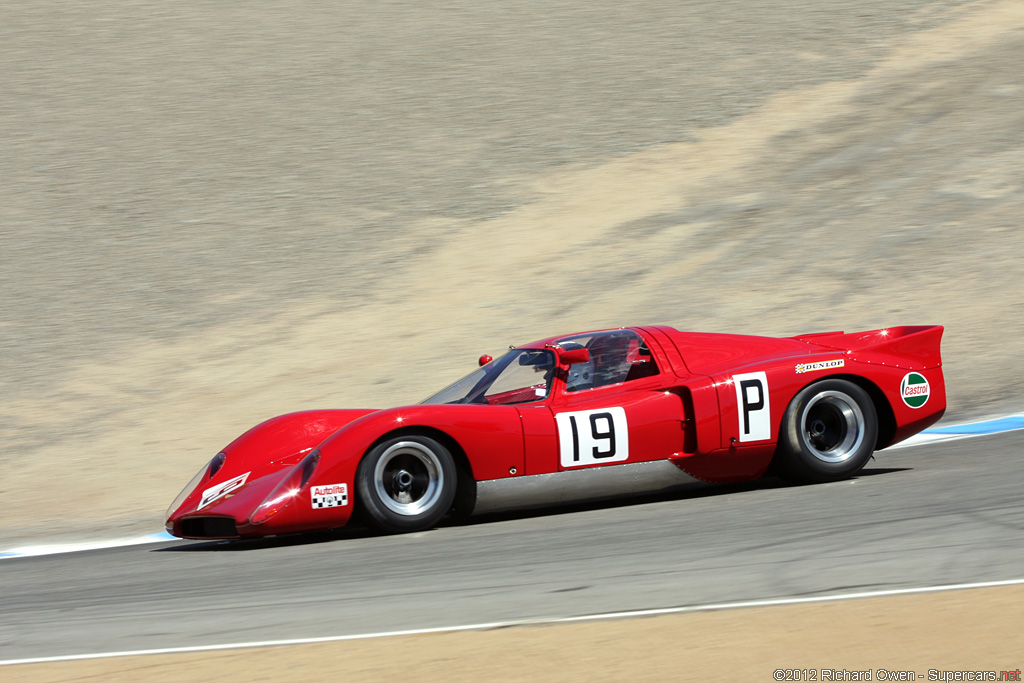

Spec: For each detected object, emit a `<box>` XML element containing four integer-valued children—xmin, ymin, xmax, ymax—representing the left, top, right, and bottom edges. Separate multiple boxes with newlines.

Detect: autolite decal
<box><xmin>198</xmin><ymin>472</ymin><xmax>250</xmax><ymax>509</ymax></box>
<box><xmin>900</xmin><ymin>372</ymin><xmax>930</xmax><ymax>408</ymax></box>
<box><xmin>795</xmin><ymin>359</ymin><xmax>845</xmax><ymax>374</ymax></box>
<box><xmin>312</xmin><ymin>483</ymin><xmax>348</xmax><ymax>509</ymax></box>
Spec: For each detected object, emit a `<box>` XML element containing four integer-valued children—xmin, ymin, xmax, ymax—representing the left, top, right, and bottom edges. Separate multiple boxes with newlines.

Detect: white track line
<box><xmin>3</xmin><ymin>577</ymin><xmax>1023</xmax><ymax>667</ymax></box>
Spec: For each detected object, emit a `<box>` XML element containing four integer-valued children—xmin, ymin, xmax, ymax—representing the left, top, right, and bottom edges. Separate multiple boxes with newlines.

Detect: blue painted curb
<box><xmin>925</xmin><ymin>414</ymin><xmax>1024</xmax><ymax>435</ymax></box>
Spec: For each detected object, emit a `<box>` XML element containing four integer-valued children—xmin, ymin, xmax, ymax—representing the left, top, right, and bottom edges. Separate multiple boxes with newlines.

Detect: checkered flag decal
<box><xmin>313</xmin><ymin>492</ymin><xmax>348</xmax><ymax>508</ymax></box>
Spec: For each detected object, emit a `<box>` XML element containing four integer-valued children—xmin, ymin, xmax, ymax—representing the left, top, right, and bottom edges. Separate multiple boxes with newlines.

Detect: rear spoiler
<box><xmin>790</xmin><ymin>325</ymin><xmax>944</xmax><ymax>369</ymax></box>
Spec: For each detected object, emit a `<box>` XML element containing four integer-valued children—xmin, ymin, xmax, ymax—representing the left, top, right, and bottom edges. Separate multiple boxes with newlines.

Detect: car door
<box><xmin>519</xmin><ymin>329</ymin><xmax>689</xmax><ymax>474</ymax></box>
<box><xmin>550</xmin><ymin>381</ymin><xmax>685</xmax><ymax>471</ymax></box>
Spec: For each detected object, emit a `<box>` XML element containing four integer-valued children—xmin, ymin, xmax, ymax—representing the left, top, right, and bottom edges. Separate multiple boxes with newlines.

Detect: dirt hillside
<box><xmin>1</xmin><ymin>0</ymin><xmax>1022</xmax><ymax>541</ymax></box>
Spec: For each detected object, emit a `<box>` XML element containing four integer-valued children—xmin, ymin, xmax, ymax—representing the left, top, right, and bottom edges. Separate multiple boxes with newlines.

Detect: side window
<box><xmin>561</xmin><ymin>331</ymin><xmax>658</xmax><ymax>392</ymax></box>
<box><xmin>624</xmin><ymin>339</ymin><xmax>659</xmax><ymax>382</ymax></box>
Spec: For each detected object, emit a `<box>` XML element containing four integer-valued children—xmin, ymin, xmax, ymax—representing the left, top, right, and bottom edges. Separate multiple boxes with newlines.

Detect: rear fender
<box><xmin>844</xmin><ymin>362</ymin><xmax>946</xmax><ymax>447</ymax></box>
<box><xmin>792</xmin><ymin>326</ymin><xmax>944</xmax><ymax>371</ymax></box>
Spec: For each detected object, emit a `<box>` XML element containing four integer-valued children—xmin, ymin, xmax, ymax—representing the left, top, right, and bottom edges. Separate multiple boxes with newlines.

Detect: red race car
<box><xmin>166</xmin><ymin>325</ymin><xmax>945</xmax><ymax>539</ymax></box>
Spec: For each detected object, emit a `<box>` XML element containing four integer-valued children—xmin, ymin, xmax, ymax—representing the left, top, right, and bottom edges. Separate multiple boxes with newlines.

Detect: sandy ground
<box><xmin>1</xmin><ymin>0</ymin><xmax>1023</xmax><ymax>543</ymax></box>
<box><xmin>6</xmin><ymin>585</ymin><xmax>1023</xmax><ymax>681</ymax></box>
<box><xmin>2</xmin><ymin>0</ymin><xmax>1024</xmax><ymax>678</ymax></box>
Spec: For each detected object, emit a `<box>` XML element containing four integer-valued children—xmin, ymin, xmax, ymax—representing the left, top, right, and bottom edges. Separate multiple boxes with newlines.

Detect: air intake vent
<box><xmin>181</xmin><ymin>516</ymin><xmax>238</xmax><ymax>538</ymax></box>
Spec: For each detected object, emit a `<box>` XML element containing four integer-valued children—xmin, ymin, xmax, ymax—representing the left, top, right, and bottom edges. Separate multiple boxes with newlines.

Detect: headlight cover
<box><xmin>166</xmin><ymin>453</ymin><xmax>226</xmax><ymax>520</ymax></box>
<box><xmin>249</xmin><ymin>450</ymin><xmax>320</xmax><ymax>525</ymax></box>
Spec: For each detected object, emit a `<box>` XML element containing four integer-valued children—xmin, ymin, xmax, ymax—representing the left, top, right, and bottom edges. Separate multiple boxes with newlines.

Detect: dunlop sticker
<box><xmin>795</xmin><ymin>359</ymin><xmax>845</xmax><ymax>374</ymax></box>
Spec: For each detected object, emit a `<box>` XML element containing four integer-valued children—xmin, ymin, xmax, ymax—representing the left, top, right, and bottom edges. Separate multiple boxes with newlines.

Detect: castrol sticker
<box><xmin>900</xmin><ymin>372</ymin><xmax>930</xmax><ymax>408</ymax></box>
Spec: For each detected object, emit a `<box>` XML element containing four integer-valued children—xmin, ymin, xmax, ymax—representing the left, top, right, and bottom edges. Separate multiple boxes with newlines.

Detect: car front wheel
<box><xmin>356</xmin><ymin>435</ymin><xmax>457</xmax><ymax>533</ymax></box>
<box><xmin>777</xmin><ymin>379</ymin><xmax>878</xmax><ymax>484</ymax></box>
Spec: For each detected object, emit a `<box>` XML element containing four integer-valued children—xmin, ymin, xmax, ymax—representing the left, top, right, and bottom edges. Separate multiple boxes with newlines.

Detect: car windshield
<box><xmin>422</xmin><ymin>349</ymin><xmax>556</xmax><ymax>405</ymax></box>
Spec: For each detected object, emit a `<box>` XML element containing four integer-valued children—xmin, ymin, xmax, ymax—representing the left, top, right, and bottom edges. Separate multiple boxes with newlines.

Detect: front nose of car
<box><xmin>166</xmin><ymin>469</ymin><xmax>285</xmax><ymax>539</ymax></box>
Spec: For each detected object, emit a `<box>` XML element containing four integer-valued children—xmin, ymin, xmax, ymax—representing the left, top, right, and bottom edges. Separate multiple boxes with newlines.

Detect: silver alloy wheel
<box><xmin>799</xmin><ymin>390</ymin><xmax>866</xmax><ymax>463</ymax></box>
<box><xmin>372</xmin><ymin>441</ymin><xmax>445</xmax><ymax>516</ymax></box>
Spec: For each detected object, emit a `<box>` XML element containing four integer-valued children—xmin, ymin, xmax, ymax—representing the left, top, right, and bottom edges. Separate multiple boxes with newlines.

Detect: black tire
<box><xmin>776</xmin><ymin>379</ymin><xmax>878</xmax><ymax>484</ymax></box>
<box><xmin>356</xmin><ymin>435</ymin><xmax>457</xmax><ymax>533</ymax></box>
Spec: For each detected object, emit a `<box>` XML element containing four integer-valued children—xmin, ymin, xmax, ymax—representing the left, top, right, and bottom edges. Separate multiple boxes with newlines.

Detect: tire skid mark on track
<box><xmin>1</xmin><ymin>412</ymin><xmax>1021</xmax><ymax>560</ymax></box>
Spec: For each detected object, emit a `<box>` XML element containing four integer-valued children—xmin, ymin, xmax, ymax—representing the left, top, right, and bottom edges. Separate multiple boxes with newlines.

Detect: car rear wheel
<box><xmin>777</xmin><ymin>379</ymin><xmax>878</xmax><ymax>483</ymax></box>
<box><xmin>356</xmin><ymin>435</ymin><xmax>457</xmax><ymax>533</ymax></box>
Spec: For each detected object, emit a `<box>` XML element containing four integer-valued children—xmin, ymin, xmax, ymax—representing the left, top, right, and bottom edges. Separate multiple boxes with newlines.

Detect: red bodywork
<box><xmin>166</xmin><ymin>325</ymin><xmax>945</xmax><ymax>539</ymax></box>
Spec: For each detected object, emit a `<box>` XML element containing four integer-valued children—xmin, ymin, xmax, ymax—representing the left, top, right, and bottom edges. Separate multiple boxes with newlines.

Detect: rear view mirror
<box><xmin>559</xmin><ymin>348</ymin><xmax>590</xmax><ymax>365</ymax></box>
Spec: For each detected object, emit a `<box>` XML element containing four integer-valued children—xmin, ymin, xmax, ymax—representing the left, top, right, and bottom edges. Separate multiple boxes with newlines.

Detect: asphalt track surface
<box><xmin>3</xmin><ymin>430</ymin><xmax>1023</xmax><ymax>663</ymax></box>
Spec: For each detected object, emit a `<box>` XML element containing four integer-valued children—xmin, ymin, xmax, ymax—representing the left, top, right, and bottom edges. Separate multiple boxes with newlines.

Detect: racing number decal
<box><xmin>198</xmin><ymin>471</ymin><xmax>250</xmax><ymax>509</ymax></box>
<box><xmin>733</xmin><ymin>372</ymin><xmax>771</xmax><ymax>442</ymax></box>
<box><xmin>556</xmin><ymin>407</ymin><xmax>629</xmax><ymax>468</ymax></box>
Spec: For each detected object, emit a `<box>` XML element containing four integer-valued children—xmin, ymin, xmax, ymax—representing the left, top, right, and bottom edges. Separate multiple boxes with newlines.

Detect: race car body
<box><xmin>166</xmin><ymin>324</ymin><xmax>945</xmax><ymax>539</ymax></box>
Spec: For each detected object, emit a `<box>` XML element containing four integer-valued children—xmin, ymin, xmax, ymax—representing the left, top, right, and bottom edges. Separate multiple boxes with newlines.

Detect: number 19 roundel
<box><xmin>556</xmin><ymin>407</ymin><xmax>629</xmax><ymax>468</ymax></box>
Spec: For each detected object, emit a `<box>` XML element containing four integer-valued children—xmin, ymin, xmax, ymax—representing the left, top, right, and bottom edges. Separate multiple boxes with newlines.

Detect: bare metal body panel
<box><xmin>472</xmin><ymin>460</ymin><xmax>703</xmax><ymax>516</ymax></box>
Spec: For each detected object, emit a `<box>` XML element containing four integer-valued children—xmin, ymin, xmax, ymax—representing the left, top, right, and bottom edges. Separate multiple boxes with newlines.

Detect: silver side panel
<box><xmin>471</xmin><ymin>460</ymin><xmax>704</xmax><ymax>516</ymax></box>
